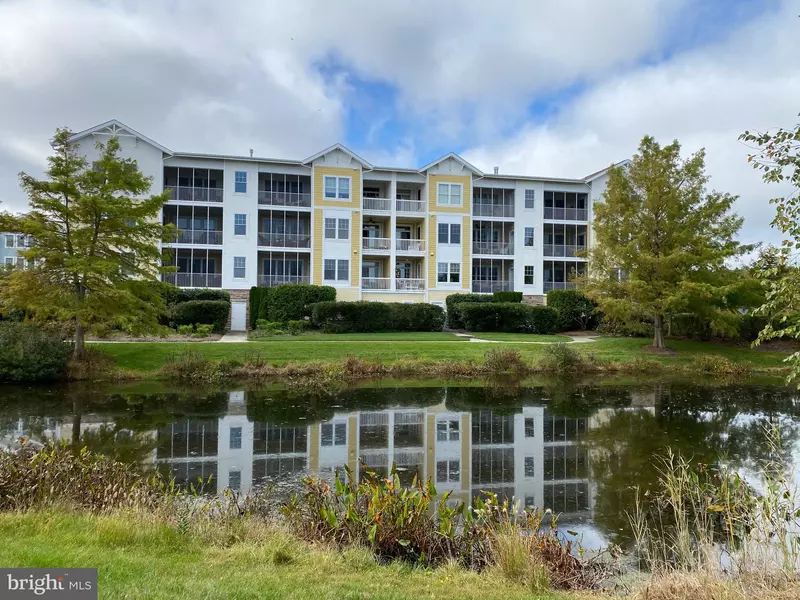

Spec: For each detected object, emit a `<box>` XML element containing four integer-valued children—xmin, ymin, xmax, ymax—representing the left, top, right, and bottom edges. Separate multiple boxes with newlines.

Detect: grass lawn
<box><xmin>465</xmin><ymin>333</ymin><xmax>572</xmax><ymax>342</ymax></box>
<box><xmin>0</xmin><ymin>512</ymin><xmax>563</xmax><ymax>600</ymax></box>
<box><xmin>94</xmin><ymin>336</ymin><xmax>792</xmax><ymax>374</ymax></box>
<box><xmin>249</xmin><ymin>331</ymin><xmax>468</xmax><ymax>342</ymax></box>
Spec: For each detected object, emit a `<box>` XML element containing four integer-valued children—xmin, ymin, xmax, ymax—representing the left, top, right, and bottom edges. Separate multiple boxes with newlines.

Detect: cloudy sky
<box><xmin>1</xmin><ymin>0</ymin><xmax>798</xmax><ymax>250</ymax></box>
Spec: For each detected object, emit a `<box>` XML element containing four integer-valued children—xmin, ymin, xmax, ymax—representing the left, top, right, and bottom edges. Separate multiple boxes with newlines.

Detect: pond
<box><xmin>2</xmin><ymin>377</ymin><xmax>799</xmax><ymax>550</ymax></box>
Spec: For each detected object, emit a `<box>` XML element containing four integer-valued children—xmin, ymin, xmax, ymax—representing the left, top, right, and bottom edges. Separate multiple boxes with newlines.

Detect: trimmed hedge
<box><xmin>546</xmin><ymin>289</ymin><xmax>598</xmax><ymax>331</ymax></box>
<box><xmin>249</xmin><ymin>287</ymin><xmax>270</xmax><ymax>329</ymax></box>
<box><xmin>492</xmin><ymin>291</ymin><xmax>523</xmax><ymax>303</ymax></box>
<box><xmin>457</xmin><ymin>302</ymin><xmax>558</xmax><ymax>334</ymax></box>
<box><xmin>0</xmin><ymin>323</ymin><xmax>70</xmax><ymax>382</ymax></box>
<box><xmin>251</xmin><ymin>284</ymin><xmax>336</xmax><ymax>325</ymax></box>
<box><xmin>444</xmin><ymin>294</ymin><xmax>494</xmax><ymax>329</ymax></box>
<box><xmin>176</xmin><ymin>289</ymin><xmax>230</xmax><ymax>303</ymax></box>
<box><xmin>170</xmin><ymin>300</ymin><xmax>230</xmax><ymax>333</ymax></box>
<box><xmin>311</xmin><ymin>302</ymin><xmax>445</xmax><ymax>333</ymax></box>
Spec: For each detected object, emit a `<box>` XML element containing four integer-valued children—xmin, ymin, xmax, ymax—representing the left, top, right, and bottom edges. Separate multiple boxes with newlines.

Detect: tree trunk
<box><xmin>74</xmin><ymin>322</ymin><xmax>86</xmax><ymax>359</ymax></box>
<box><xmin>653</xmin><ymin>314</ymin><xmax>665</xmax><ymax>349</ymax></box>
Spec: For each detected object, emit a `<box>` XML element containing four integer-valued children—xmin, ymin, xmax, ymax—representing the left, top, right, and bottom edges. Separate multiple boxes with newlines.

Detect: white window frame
<box><xmin>337</xmin><ymin>218</ymin><xmax>350</xmax><ymax>240</ymax></box>
<box><xmin>234</xmin><ymin>213</ymin><xmax>247</xmax><ymax>236</ymax></box>
<box><xmin>230</xmin><ymin>426</ymin><xmax>242</xmax><ymax>449</ymax></box>
<box><xmin>5</xmin><ymin>234</ymin><xmax>14</xmax><ymax>248</ymax></box>
<box><xmin>436</xmin><ymin>419</ymin><xmax>460</xmax><ymax>442</ymax></box>
<box><xmin>337</xmin><ymin>259</ymin><xmax>349</xmax><ymax>281</ymax></box>
<box><xmin>323</xmin><ymin>259</ymin><xmax>336</xmax><ymax>281</ymax></box>
<box><xmin>436</xmin><ymin>459</ymin><xmax>460</xmax><ymax>483</ymax></box>
<box><xmin>4</xmin><ymin>257</ymin><xmax>14</xmax><ymax>266</ymax></box>
<box><xmin>449</xmin><ymin>262</ymin><xmax>460</xmax><ymax>283</ymax></box>
<box><xmin>233</xmin><ymin>256</ymin><xmax>246</xmax><ymax>279</ymax></box>
<box><xmin>321</xmin><ymin>422</ymin><xmax>347</xmax><ymax>447</ymax></box>
<box><xmin>323</xmin><ymin>175</ymin><xmax>352</xmax><ymax>200</ymax></box>
<box><xmin>524</xmin><ymin>265</ymin><xmax>534</xmax><ymax>285</ymax></box>
<box><xmin>525</xmin><ymin>189</ymin><xmax>535</xmax><ymax>209</ymax></box>
<box><xmin>437</xmin><ymin>262</ymin><xmax>448</xmax><ymax>283</ymax></box>
<box><xmin>437</xmin><ymin>182</ymin><xmax>463</xmax><ymax>207</ymax></box>
<box><xmin>524</xmin><ymin>227</ymin><xmax>534</xmax><ymax>247</ymax></box>
<box><xmin>234</xmin><ymin>171</ymin><xmax>247</xmax><ymax>194</ymax></box>
<box><xmin>324</xmin><ymin>218</ymin><xmax>337</xmax><ymax>239</ymax></box>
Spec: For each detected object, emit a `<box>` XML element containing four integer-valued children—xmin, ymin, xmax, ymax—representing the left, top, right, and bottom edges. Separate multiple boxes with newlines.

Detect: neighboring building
<box><xmin>0</xmin><ymin>232</ymin><xmax>30</xmax><ymax>268</ymax></box>
<box><xmin>67</xmin><ymin>120</ymin><xmax>623</xmax><ymax>330</ymax></box>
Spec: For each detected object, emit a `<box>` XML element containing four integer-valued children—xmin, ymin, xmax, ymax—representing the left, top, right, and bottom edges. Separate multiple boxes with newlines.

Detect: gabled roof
<box><xmin>302</xmin><ymin>143</ymin><xmax>373</xmax><ymax>169</ymax></box>
<box><xmin>68</xmin><ymin>119</ymin><xmax>173</xmax><ymax>155</ymax></box>
<box><xmin>420</xmin><ymin>152</ymin><xmax>483</xmax><ymax>176</ymax></box>
<box><xmin>583</xmin><ymin>159</ymin><xmax>631</xmax><ymax>182</ymax></box>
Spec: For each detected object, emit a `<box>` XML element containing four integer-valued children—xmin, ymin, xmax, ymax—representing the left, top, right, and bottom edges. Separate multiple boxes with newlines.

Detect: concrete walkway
<box><xmin>462</xmin><ymin>334</ymin><xmax>597</xmax><ymax>344</ymax></box>
<box><xmin>218</xmin><ymin>331</ymin><xmax>248</xmax><ymax>342</ymax></box>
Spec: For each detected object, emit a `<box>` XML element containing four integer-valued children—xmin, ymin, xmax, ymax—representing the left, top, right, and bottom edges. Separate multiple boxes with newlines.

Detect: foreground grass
<box><xmin>95</xmin><ymin>336</ymin><xmax>791</xmax><ymax>374</ymax></box>
<box><xmin>0</xmin><ymin>511</ymin><xmax>563</xmax><ymax>600</ymax></box>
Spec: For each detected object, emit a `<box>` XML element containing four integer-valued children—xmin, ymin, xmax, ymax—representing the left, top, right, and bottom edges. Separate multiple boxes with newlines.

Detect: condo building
<box><xmin>67</xmin><ymin>120</ymin><xmax>620</xmax><ymax>330</ymax></box>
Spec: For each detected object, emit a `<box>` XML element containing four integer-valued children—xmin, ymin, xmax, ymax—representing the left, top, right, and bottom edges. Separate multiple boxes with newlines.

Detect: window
<box><xmin>4</xmin><ymin>257</ymin><xmax>14</xmax><ymax>266</ymax></box>
<box><xmin>524</xmin><ymin>456</ymin><xmax>535</xmax><ymax>478</ymax></box>
<box><xmin>324</xmin><ymin>259</ymin><xmax>336</xmax><ymax>281</ymax></box>
<box><xmin>438</xmin><ymin>223</ymin><xmax>461</xmax><ymax>244</ymax></box>
<box><xmin>234</xmin><ymin>213</ymin><xmax>247</xmax><ymax>236</ymax></box>
<box><xmin>437</xmin><ymin>183</ymin><xmax>462</xmax><ymax>206</ymax></box>
<box><xmin>321</xmin><ymin>423</ymin><xmax>347</xmax><ymax>447</ymax></box>
<box><xmin>450</xmin><ymin>223</ymin><xmax>461</xmax><ymax>244</ymax></box>
<box><xmin>234</xmin><ymin>171</ymin><xmax>247</xmax><ymax>193</ymax></box>
<box><xmin>438</xmin><ymin>223</ymin><xmax>449</xmax><ymax>244</ymax></box>
<box><xmin>525</xmin><ymin>189</ymin><xmax>535</xmax><ymax>209</ymax></box>
<box><xmin>524</xmin><ymin>266</ymin><xmax>534</xmax><ymax>285</ymax></box>
<box><xmin>15</xmin><ymin>234</ymin><xmax>25</xmax><ymax>248</ymax></box>
<box><xmin>436</xmin><ymin>460</ymin><xmax>460</xmax><ymax>483</ymax></box>
<box><xmin>436</xmin><ymin>420</ymin><xmax>460</xmax><ymax>442</ymax></box>
<box><xmin>337</xmin><ymin>218</ymin><xmax>349</xmax><ymax>240</ymax></box>
<box><xmin>233</xmin><ymin>256</ymin><xmax>246</xmax><ymax>279</ymax></box>
<box><xmin>230</xmin><ymin>427</ymin><xmax>242</xmax><ymax>450</ymax></box>
<box><xmin>525</xmin><ymin>417</ymin><xmax>535</xmax><ymax>437</ymax></box>
<box><xmin>324</xmin><ymin>218</ymin><xmax>337</xmax><ymax>239</ymax></box>
<box><xmin>437</xmin><ymin>263</ymin><xmax>460</xmax><ymax>284</ymax></box>
<box><xmin>337</xmin><ymin>259</ymin><xmax>349</xmax><ymax>281</ymax></box>
<box><xmin>324</xmin><ymin>176</ymin><xmax>351</xmax><ymax>200</ymax></box>
<box><xmin>437</xmin><ymin>262</ymin><xmax>448</xmax><ymax>283</ymax></box>
<box><xmin>524</xmin><ymin>227</ymin><xmax>534</xmax><ymax>247</ymax></box>
<box><xmin>5</xmin><ymin>235</ymin><xmax>14</xmax><ymax>248</ymax></box>
<box><xmin>449</xmin><ymin>262</ymin><xmax>460</xmax><ymax>283</ymax></box>
<box><xmin>228</xmin><ymin>470</ymin><xmax>241</xmax><ymax>491</ymax></box>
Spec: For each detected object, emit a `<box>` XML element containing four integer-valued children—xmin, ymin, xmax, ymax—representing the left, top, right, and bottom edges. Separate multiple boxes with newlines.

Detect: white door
<box><xmin>231</xmin><ymin>301</ymin><xmax>247</xmax><ymax>331</ymax></box>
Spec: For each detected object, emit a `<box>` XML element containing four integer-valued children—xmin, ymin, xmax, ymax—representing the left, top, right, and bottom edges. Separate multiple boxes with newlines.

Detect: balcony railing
<box><xmin>473</xmin><ymin>204</ymin><xmax>515</xmax><ymax>218</ymax></box>
<box><xmin>543</xmin><ymin>207</ymin><xmax>588</xmax><ymax>221</ymax></box>
<box><xmin>362</xmin><ymin>237</ymin><xmax>391</xmax><ymax>251</ymax></box>
<box><xmin>362</xmin><ymin>277</ymin><xmax>391</xmax><ymax>290</ymax></box>
<box><xmin>257</xmin><ymin>190</ymin><xmax>311</xmax><ymax>208</ymax></box>
<box><xmin>258</xmin><ymin>274</ymin><xmax>310</xmax><ymax>287</ymax></box>
<box><xmin>162</xmin><ymin>273</ymin><xmax>222</xmax><ymax>288</ymax></box>
<box><xmin>543</xmin><ymin>244</ymin><xmax>586</xmax><ymax>257</ymax></box>
<box><xmin>396</xmin><ymin>199</ymin><xmax>425</xmax><ymax>214</ymax></box>
<box><xmin>472</xmin><ymin>241</ymin><xmax>513</xmax><ymax>256</ymax></box>
<box><xmin>472</xmin><ymin>280</ymin><xmax>512</xmax><ymax>293</ymax></box>
<box><xmin>363</xmin><ymin>197</ymin><xmax>391</xmax><ymax>212</ymax></box>
<box><xmin>166</xmin><ymin>186</ymin><xmax>224</xmax><ymax>203</ymax></box>
<box><xmin>543</xmin><ymin>281</ymin><xmax>578</xmax><ymax>292</ymax></box>
<box><xmin>257</xmin><ymin>232</ymin><xmax>311</xmax><ymax>248</ymax></box>
<box><xmin>396</xmin><ymin>239</ymin><xmax>425</xmax><ymax>253</ymax></box>
<box><xmin>396</xmin><ymin>278</ymin><xmax>425</xmax><ymax>291</ymax></box>
<box><xmin>165</xmin><ymin>230</ymin><xmax>223</xmax><ymax>245</ymax></box>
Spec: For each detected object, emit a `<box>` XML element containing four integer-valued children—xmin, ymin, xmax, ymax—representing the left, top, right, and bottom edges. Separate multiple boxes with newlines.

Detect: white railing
<box><xmin>543</xmin><ymin>207</ymin><xmax>588</xmax><ymax>221</ymax></box>
<box><xmin>396</xmin><ymin>239</ymin><xmax>425</xmax><ymax>253</ymax></box>
<box><xmin>472</xmin><ymin>241</ymin><xmax>513</xmax><ymax>255</ymax></box>
<box><xmin>362</xmin><ymin>237</ymin><xmax>391</xmax><ymax>251</ymax></box>
<box><xmin>396</xmin><ymin>199</ymin><xmax>425</xmax><ymax>214</ymax></box>
<box><xmin>166</xmin><ymin>230</ymin><xmax>223</xmax><ymax>245</ymax></box>
<box><xmin>362</xmin><ymin>277</ymin><xmax>391</xmax><ymax>290</ymax></box>
<box><xmin>363</xmin><ymin>197</ymin><xmax>391</xmax><ymax>211</ymax></box>
<box><xmin>166</xmin><ymin>186</ymin><xmax>224</xmax><ymax>203</ymax></box>
<box><xmin>257</xmin><ymin>232</ymin><xmax>311</xmax><ymax>248</ymax></box>
<box><xmin>543</xmin><ymin>244</ymin><xmax>586</xmax><ymax>257</ymax></box>
<box><xmin>258</xmin><ymin>274</ymin><xmax>310</xmax><ymax>287</ymax></box>
<box><xmin>396</xmin><ymin>278</ymin><xmax>425</xmax><ymax>291</ymax></box>
<box><xmin>258</xmin><ymin>191</ymin><xmax>311</xmax><ymax>208</ymax></box>
<box><xmin>543</xmin><ymin>281</ymin><xmax>578</xmax><ymax>292</ymax></box>
<box><xmin>162</xmin><ymin>273</ymin><xmax>223</xmax><ymax>288</ymax></box>
<box><xmin>473</xmin><ymin>203</ymin><xmax>515</xmax><ymax>218</ymax></box>
<box><xmin>472</xmin><ymin>280</ymin><xmax>512</xmax><ymax>293</ymax></box>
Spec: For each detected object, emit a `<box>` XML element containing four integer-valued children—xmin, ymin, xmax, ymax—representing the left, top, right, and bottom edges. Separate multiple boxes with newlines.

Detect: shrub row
<box><xmin>444</xmin><ymin>294</ymin><xmax>494</xmax><ymax>329</ymax></box>
<box><xmin>457</xmin><ymin>303</ymin><xmax>558</xmax><ymax>334</ymax></box>
<box><xmin>492</xmin><ymin>291</ymin><xmax>523</xmax><ymax>303</ymax></box>
<box><xmin>546</xmin><ymin>289</ymin><xmax>598</xmax><ymax>331</ymax></box>
<box><xmin>170</xmin><ymin>300</ymin><xmax>230</xmax><ymax>333</ymax></box>
<box><xmin>311</xmin><ymin>301</ymin><xmax>445</xmax><ymax>333</ymax></box>
<box><xmin>250</xmin><ymin>284</ymin><xmax>336</xmax><ymax>328</ymax></box>
<box><xmin>161</xmin><ymin>286</ymin><xmax>230</xmax><ymax>306</ymax></box>
<box><xmin>0</xmin><ymin>322</ymin><xmax>71</xmax><ymax>382</ymax></box>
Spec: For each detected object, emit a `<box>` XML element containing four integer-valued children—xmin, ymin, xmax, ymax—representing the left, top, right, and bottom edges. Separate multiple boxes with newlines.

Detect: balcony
<box><xmin>167</xmin><ymin>230</ymin><xmax>223</xmax><ymax>245</ymax></box>
<box><xmin>543</xmin><ymin>207</ymin><xmax>588</xmax><ymax>221</ymax></box>
<box><xmin>258</xmin><ymin>274</ymin><xmax>311</xmax><ymax>287</ymax></box>
<box><xmin>543</xmin><ymin>244</ymin><xmax>586</xmax><ymax>257</ymax></box>
<box><xmin>258</xmin><ymin>190</ymin><xmax>311</xmax><ymax>208</ymax></box>
<box><xmin>257</xmin><ymin>232</ymin><xmax>311</xmax><ymax>249</ymax></box>
<box><xmin>166</xmin><ymin>186</ymin><xmax>223</xmax><ymax>203</ymax></box>
<box><xmin>396</xmin><ymin>239</ymin><xmax>425</xmax><ymax>254</ymax></box>
<box><xmin>472</xmin><ymin>241</ymin><xmax>513</xmax><ymax>256</ymax></box>
<box><xmin>162</xmin><ymin>273</ymin><xmax>222</xmax><ymax>288</ymax></box>
<box><xmin>363</xmin><ymin>197</ymin><xmax>392</xmax><ymax>212</ymax></box>
<box><xmin>362</xmin><ymin>237</ymin><xmax>391</xmax><ymax>252</ymax></box>
<box><xmin>396</xmin><ymin>199</ymin><xmax>425</xmax><ymax>214</ymax></box>
<box><xmin>543</xmin><ymin>282</ymin><xmax>577</xmax><ymax>292</ymax></box>
<box><xmin>472</xmin><ymin>280</ymin><xmax>512</xmax><ymax>293</ymax></box>
<box><xmin>361</xmin><ymin>278</ymin><xmax>425</xmax><ymax>291</ymax></box>
<box><xmin>362</xmin><ymin>277</ymin><xmax>391</xmax><ymax>290</ymax></box>
<box><xmin>473</xmin><ymin>203</ymin><xmax>515</xmax><ymax>218</ymax></box>
<box><xmin>396</xmin><ymin>278</ymin><xmax>425</xmax><ymax>291</ymax></box>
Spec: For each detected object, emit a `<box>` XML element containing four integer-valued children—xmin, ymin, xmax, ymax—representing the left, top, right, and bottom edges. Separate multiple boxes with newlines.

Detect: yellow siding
<box><xmin>427</xmin><ymin>215</ymin><xmax>437</xmax><ymax>289</ymax></box>
<box><xmin>362</xmin><ymin>292</ymin><xmax>425</xmax><ymax>303</ymax></box>
<box><xmin>428</xmin><ymin>174</ymin><xmax>472</xmax><ymax>214</ymax></box>
<box><xmin>336</xmin><ymin>287</ymin><xmax>360</xmax><ymax>301</ymax></box>
<box><xmin>314</xmin><ymin>166</ymin><xmax>362</xmax><ymax>208</ymax></box>
<box><xmin>312</xmin><ymin>209</ymin><xmax>323</xmax><ymax>284</ymax></box>
<box><xmin>461</xmin><ymin>215</ymin><xmax>470</xmax><ymax>289</ymax></box>
<box><xmin>428</xmin><ymin>290</ymin><xmax>463</xmax><ymax>303</ymax></box>
<box><xmin>351</xmin><ymin>210</ymin><xmax>361</xmax><ymax>286</ymax></box>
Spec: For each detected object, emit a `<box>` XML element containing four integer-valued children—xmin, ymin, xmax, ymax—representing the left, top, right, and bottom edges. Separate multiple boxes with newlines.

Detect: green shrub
<box><xmin>256</xmin><ymin>284</ymin><xmax>335</xmax><ymax>323</ymax></box>
<box><xmin>194</xmin><ymin>324</ymin><xmax>214</xmax><ymax>337</ymax></box>
<box><xmin>457</xmin><ymin>303</ymin><xmax>558</xmax><ymax>334</ymax></box>
<box><xmin>175</xmin><ymin>289</ymin><xmax>230</xmax><ymax>304</ymax></box>
<box><xmin>546</xmin><ymin>289</ymin><xmax>598</xmax><ymax>331</ymax></box>
<box><xmin>493</xmin><ymin>291</ymin><xmax>523</xmax><ymax>303</ymax></box>
<box><xmin>444</xmin><ymin>293</ymin><xmax>493</xmax><ymax>329</ymax></box>
<box><xmin>537</xmin><ymin>343</ymin><xmax>585</xmax><ymax>373</ymax></box>
<box><xmin>0</xmin><ymin>323</ymin><xmax>70</xmax><ymax>382</ymax></box>
<box><xmin>738</xmin><ymin>314</ymin><xmax>767</xmax><ymax>342</ymax></box>
<box><xmin>483</xmin><ymin>348</ymin><xmax>527</xmax><ymax>374</ymax></box>
<box><xmin>669</xmin><ymin>313</ymin><xmax>712</xmax><ymax>341</ymax></box>
<box><xmin>596</xmin><ymin>317</ymin><xmax>651</xmax><ymax>338</ymax></box>
<box><xmin>177</xmin><ymin>324</ymin><xmax>194</xmax><ymax>336</ymax></box>
<box><xmin>311</xmin><ymin>302</ymin><xmax>445</xmax><ymax>333</ymax></box>
<box><xmin>249</xmin><ymin>287</ymin><xmax>271</xmax><ymax>329</ymax></box>
<box><xmin>287</xmin><ymin>320</ymin><xmax>312</xmax><ymax>335</ymax></box>
<box><xmin>170</xmin><ymin>300</ymin><xmax>230</xmax><ymax>333</ymax></box>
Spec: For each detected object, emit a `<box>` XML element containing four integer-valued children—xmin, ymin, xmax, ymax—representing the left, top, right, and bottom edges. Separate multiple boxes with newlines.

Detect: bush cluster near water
<box><xmin>311</xmin><ymin>301</ymin><xmax>445</xmax><ymax>333</ymax></box>
<box><xmin>249</xmin><ymin>284</ymin><xmax>336</xmax><ymax>328</ymax></box>
<box><xmin>445</xmin><ymin>292</ymin><xmax>558</xmax><ymax>334</ymax></box>
<box><xmin>0</xmin><ymin>322</ymin><xmax>71</xmax><ymax>382</ymax></box>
